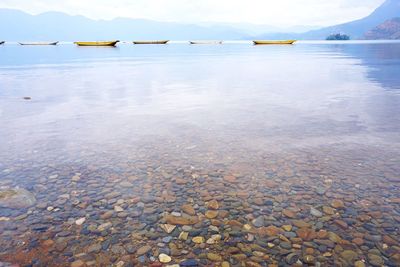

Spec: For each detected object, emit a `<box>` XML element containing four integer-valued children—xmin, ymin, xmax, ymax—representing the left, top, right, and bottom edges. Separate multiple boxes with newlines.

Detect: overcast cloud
<box><xmin>0</xmin><ymin>0</ymin><xmax>385</xmax><ymax>26</ymax></box>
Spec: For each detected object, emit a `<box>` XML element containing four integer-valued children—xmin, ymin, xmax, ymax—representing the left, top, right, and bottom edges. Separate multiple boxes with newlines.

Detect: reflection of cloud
<box><xmin>0</xmin><ymin>42</ymin><xmax>399</xmax><ymax>156</ymax></box>
<box><xmin>329</xmin><ymin>42</ymin><xmax>400</xmax><ymax>137</ymax></box>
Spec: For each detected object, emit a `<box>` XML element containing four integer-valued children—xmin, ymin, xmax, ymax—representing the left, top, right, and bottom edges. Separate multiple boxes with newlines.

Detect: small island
<box><xmin>326</xmin><ymin>33</ymin><xmax>350</xmax><ymax>40</ymax></box>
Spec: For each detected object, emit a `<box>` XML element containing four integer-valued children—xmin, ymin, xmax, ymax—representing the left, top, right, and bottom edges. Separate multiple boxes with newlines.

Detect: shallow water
<box><xmin>0</xmin><ymin>41</ymin><xmax>399</xmax><ymax>266</ymax></box>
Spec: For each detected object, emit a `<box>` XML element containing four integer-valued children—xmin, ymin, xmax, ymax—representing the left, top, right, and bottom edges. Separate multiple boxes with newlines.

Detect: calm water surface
<box><xmin>0</xmin><ymin>41</ymin><xmax>399</xmax><ymax>266</ymax></box>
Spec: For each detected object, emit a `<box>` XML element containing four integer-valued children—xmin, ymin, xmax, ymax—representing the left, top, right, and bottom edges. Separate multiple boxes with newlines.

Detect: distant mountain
<box><xmin>0</xmin><ymin>9</ymin><xmax>248</xmax><ymax>41</ymax></box>
<box><xmin>364</xmin><ymin>17</ymin><xmax>400</xmax><ymax>39</ymax></box>
<box><xmin>2</xmin><ymin>1</ymin><xmax>400</xmax><ymax>41</ymax></box>
<box><xmin>198</xmin><ymin>22</ymin><xmax>320</xmax><ymax>35</ymax></box>
<box><xmin>255</xmin><ymin>0</ymin><xmax>400</xmax><ymax>40</ymax></box>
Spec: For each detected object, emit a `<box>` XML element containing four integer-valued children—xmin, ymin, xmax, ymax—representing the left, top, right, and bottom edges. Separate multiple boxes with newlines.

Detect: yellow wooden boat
<box><xmin>253</xmin><ymin>40</ymin><xmax>296</xmax><ymax>45</ymax></box>
<box><xmin>133</xmin><ymin>40</ymin><xmax>169</xmax><ymax>44</ymax></box>
<box><xmin>74</xmin><ymin>41</ymin><xmax>119</xmax><ymax>46</ymax></box>
<box><xmin>19</xmin><ymin>41</ymin><xmax>58</xmax><ymax>45</ymax></box>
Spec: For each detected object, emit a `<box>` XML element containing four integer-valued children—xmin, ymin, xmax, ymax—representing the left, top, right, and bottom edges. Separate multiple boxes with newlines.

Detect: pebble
<box><xmin>192</xmin><ymin>236</ymin><xmax>205</xmax><ymax>244</ymax></box>
<box><xmin>181</xmin><ymin>204</ymin><xmax>196</xmax><ymax>215</ymax></box>
<box><xmin>282</xmin><ymin>209</ymin><xmax>296</xmax><ymax>218</ymax></box>
<box><xmin>179</xmin><ymin>231</ymin><xmax>189</xmax><ymax>240</ymax></box>
<box><xmin>207</xmin><ymin>200</ymin><xmax>219</xmax><ymax>210</ymax></box>
<box><xmin>180</xmin><ymin>259</ymin><xmax>199</xmax><ymax>266</ymax></box>
<box><xmin>252</xmin><ymin>216</ymin><xmax>264</xmax><ymax>227</ymax></box>
<box><xmin>160</xmin><ymin>224</ymin><xmax>176</xmax><ymax>233</ymax></box>
<box><xmin>159</xmin><ymin>253</ymin><xmax>172</xmax><ymax>263</ymax></box>
<box><xmin>207</xmin><ymin>253</ymin><xmax>222</xmax><ymax>261</ymax></box>
<box><xmin>341</xmin><ymin>250</ymin><xmax>358</xmax><ymax>263</ymax></box>
<box><xmin>355</xmin><ymin>261</ymin><xmax>366</xmax><ymax>267</ymax></box>
<box><xmin>87</xmin><ymin>243</ymin><xmax>101</xmax><ymax>253</ymax></box>
<box><xmin>75</xmin><ymin>217</ymin><xmax>86</xmax><ymax>226</ymax></box>
<box><xmin>286</xmin><ymin>253</ymin><xmax>299</xmax><ymax>264</ymax></box>
<box><xmin>205</xmin><ymin>210</ymin><xmax>218</xmax><ymax>219</ymax></box>
<box><xmin>162</xmin><ymin>236</ymin><xmax>173</xmax><ymax>243</ymax></box>
<box><xmin>97</xmin><ymin>222</ymin><xmax>112</xmax><ymax>231</ymax></box>
<box><xmin>368</xmin><ymin>254</ymin><xmax>384</xmax><ymax>266</ymax></box>
<box><xmin>310</xmin><ymin>207</ymin><xmax>323</xmax><ymax>217</ymax></box>
<box><xmin>70</xmin><ymin>260</ymin><xmax>85</xmax><ymax>267</ymax></box>
<box><xmin>303</xmin><ymin>255</ymin><xmax>315</xmax><ymax>263</ymax></box>
<box><xmin>331</xmin><ymin>199</ymin><xmax>345</xmax><ymax>209</ymax></box>
<box><xmin>137</xmin><ymin>245</ymin><xmax>152</xmax><ymax>255</ymax></box>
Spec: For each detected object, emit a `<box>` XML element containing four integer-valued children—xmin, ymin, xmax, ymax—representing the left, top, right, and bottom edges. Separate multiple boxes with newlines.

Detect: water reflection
<box><xmin>0</xmin><ymin>42</ymin><xmax>399</xmax><ymax>266</ymax></box>
<box><xmin>330</xmin><ymin>42</ymin><xmax>400</xmax><ymax>91</ymax></box>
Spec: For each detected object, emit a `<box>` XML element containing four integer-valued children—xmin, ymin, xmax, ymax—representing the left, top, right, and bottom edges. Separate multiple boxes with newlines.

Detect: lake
<box><xmin>0</xmin><ymin>41</ymin><xmax>399</xmax><ymax>266</ymax></box>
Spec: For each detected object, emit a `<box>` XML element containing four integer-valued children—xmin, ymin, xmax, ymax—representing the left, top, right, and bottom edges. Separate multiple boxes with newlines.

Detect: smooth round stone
<box><xmin>159</xmin><ymin>253</ymin><xmax>172</xmax><ymax>263</ymax></box>
<box><xmin>303</xmin><ymin>255</ymin><xmax>315</xmax><ymax>263</ymax></box>
<box><xmin>368</xmin><ymin>254</ymin><xmax>384</xmax><ymax>266</ymax></box>
<box><xmin>137</xmin><ymin>245</ymin><xmax>152</xmax><ymax>255</ymax></box>
<box><xmin>87</xmin><ymin>243</ymin><xmax>102</xmax><ymax>253</ymax></box>
<box><xmin>252</xmin><ymin>216</ymin><xmax>265</xmax><ymax>228</ymax></box>
<box><xmin>125</xmin><ymin>244</ymin><xmax>136</xmax><ymax>253</ymax></box>
<box><xmin>205</xmin><ymin>210</ymin><xmax>218</xmax><ymax>219</ymax></box>
<box><xmin>71</xmin><ymin>260</ymin><xmax>85</xmax><ymax>267</ymax></box>
<box><xmin>286</xmin><ymin>253</ymin><xmax>299</xmax><ymax>264</ymax></box>
<box><xmin>182</xmin><ymin>226</ymin><xmax>192</xmax><ymax>231</ymax></box>
<box><xmin>192</xmin><ymin>236</ymin><xmax>205</xmax><ymax>244</ymax></box>
<box><xmin>0</xmin><ymin>188</ymin><xmax>37</xmax><ymax>209</ymax></box>
<box><xmin>75</xmin><ymin>217</ymin><xmax>86</xmax><ymax>225</ymax></box>
<box><xmin>315</xmin><ymin>187</ymin><xmax>327</xmax><ymax>195</ymax></box>
<box><xmin>111</xmin><ymin>245</ymin><xmax>126</xmax><ymax>254</ymax></box>
<box><xmin>162</xmin><ymin>236</ymin><xmax>173</xmax><ymax>243</ymax></box>
<box><xmin>310</xmin><ymin>207</ymin><xmax>323</xmax><ymax>217</ymax></box>
<box><xmin>341</xmin><ymin>250</ymin><xmax>358</xmax><ymax>263</ymax></box>
<box><xmin>180</xmin><ymin>259</ymin><xmax>199</xmax><ymax>266</ymax></box>
<box><xmin>280</xmin><ymin>242</ymin><xmax>292</xmax><ymax>249</ymax></box>
<box><xmin>207</xmin><ymin>253</ymin><xmax>222</xmax><ymax>261</ymax></box>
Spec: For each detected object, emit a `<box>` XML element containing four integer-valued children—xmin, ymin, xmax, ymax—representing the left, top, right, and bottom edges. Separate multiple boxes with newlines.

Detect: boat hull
<box><xmin>74</xmin><ymin>41</ymin><xmax>119</xmax><ymax>46</ymax></box>
<box><xmin>253</xmin><ymin>40</ymin><xmax>296</xmax><ymax>45</ymax></box>
<box><xmin>19</xmin><ymin>42</ymin><xmax>58</xmax><ymax>45</ymax></box>
<box><xmin>133</xmin><ymin>40</ymin><xmax>169</xmax><ymax>44</ymax></box>
<box><xmin>0</xmin><ymin>41</ymin><xmax>4</xmax><ymax>45</ymax></box>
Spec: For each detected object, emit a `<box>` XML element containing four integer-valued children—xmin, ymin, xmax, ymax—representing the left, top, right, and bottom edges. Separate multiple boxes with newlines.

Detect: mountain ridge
<box><xmin>255</xmin><ymin>0</ymin><xmax>400</xmax><ymax>40</ymax></box>
<box><xmin>1</xmin><ymin>1</ymin><xmax>400</xmax><ymax>41</ymax></box>
<box><xmin>364</xmin><ymin>17</ymin><xmax>400</xmax><ymax>39</ymax></box>
<box><xmin>0</xmin><ymin>9</ymin><xmax>248</xmax><ymax>41</ymax></box>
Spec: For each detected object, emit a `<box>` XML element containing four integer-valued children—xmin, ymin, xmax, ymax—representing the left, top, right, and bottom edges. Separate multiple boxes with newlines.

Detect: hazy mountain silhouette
<box><xmin>255</xmin><ymin>0</ymin><xmax>400</xmax><ymax>40</ymax></box>
<box><xmin>1</xmin><ymin>0</ymin><xmax>400</xmax><ymax>41</ymax></box>
<box><xmin>0</xmin><ymin>9</ymin><xmax>248</xmax><ymax>41</ymax></box>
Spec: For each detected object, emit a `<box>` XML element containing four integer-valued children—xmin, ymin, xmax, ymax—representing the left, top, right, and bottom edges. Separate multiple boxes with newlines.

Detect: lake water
<box><xmin>0</xmin><ymin>41</ymin><xmax>399</xmax><ymax>266</ymax></box>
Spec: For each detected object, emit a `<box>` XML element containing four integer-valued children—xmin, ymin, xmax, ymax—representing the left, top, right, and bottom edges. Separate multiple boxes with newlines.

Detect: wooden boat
<box><xmin>19</xmin><ymin>41</ymin><xmax>58</xmax><ymax>45</ymax></box>
<box><xmin>133</xmin><ymin>40</ymin><xmax>169</xmax><ymax>44</ymax></box>
<box><xmin>74</xmin><ymin>41</ymin><xmax>119</xmax><ymax>46</ymax></box>
<box><xmin>189</xmin><ymin>41</ymin><xmax>223</xmax><ymax>45</ymax></box>
<box><xmin>253</xmin><ymin>40</ymin><xmax>296</xmax><ymax>45</ymax></box>
<box><xmin>0</xmin><ymin>41</ymin><xmax>5</xmax><ymax>45</ymax></box>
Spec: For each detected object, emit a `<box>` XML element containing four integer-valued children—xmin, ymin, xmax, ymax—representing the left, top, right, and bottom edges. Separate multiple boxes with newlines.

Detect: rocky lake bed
<box><xmin>0</xmin><ymin>143</ymin><xmax>399</xmax><ymax>267</ymax></box>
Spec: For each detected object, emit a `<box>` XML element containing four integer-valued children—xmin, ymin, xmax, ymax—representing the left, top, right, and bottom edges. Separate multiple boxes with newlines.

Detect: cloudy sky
<box><xmin>0</xmin><ymin>0</ymin><xmax>385</xmax><ymax>26</ymax></box>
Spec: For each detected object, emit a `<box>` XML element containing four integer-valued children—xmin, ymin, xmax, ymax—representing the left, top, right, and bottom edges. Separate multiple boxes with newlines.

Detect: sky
<box><xmin>0</xmin><ymin>0</ymin><xmax>386</xmax><ymax>27</ymax></box>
